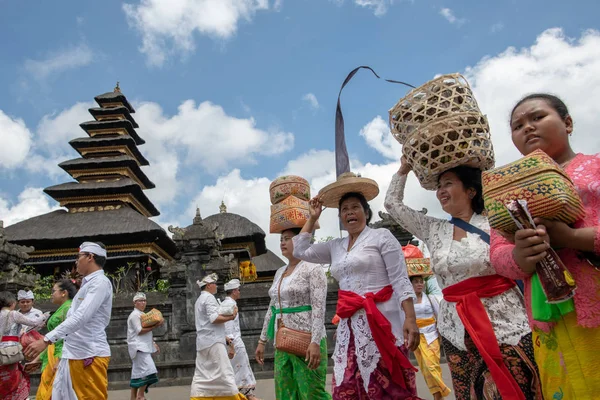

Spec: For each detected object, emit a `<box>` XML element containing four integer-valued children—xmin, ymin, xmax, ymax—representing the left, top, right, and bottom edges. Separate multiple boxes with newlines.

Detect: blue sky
<box><xmin>2</xmin><ymin>0</ymin><xmax>600</xmax><ymax>257</ymax></box>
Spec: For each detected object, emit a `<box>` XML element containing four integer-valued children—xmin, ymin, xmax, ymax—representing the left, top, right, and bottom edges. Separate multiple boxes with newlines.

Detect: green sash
<box><xmin>267</xmin><ymin>305</ymin><xmax>312</xmax><ymax>340</ymax></box>
<box><xmin>531</xmin><ymin>272</ymin><xmax>575</xmax><ymax>322</ymax></box>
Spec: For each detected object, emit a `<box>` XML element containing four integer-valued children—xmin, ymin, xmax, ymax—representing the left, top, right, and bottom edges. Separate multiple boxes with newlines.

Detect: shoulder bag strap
<box><xmin>277</xmin><ymin>269</ymin><xmax>286</xmax><ymax>328</ymax></box>
<box><xmin>449</xmin><ymin>217</ymin><xmax>490</xmax><ymax>244</ymax></box>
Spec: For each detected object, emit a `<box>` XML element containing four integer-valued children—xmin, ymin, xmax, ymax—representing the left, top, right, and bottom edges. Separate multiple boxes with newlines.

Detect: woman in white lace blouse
<box><xmin>293</xmin><ymin>175</ymin><xmax>421</xmax><ymax>400</ymax></box>
<box><xmin>0</xmin><ymin>291</ymin><xmax>46</xmax><ymax>400</ymax></box>
<box><xmin>384</xmin><ymin>158</ymin><xmax>542</xmax><ymax>400</ymax></box>
<box><xmin>255</xmin><ymin>228</ymin><xmax>330</xmax><ymax>400</ymax></box>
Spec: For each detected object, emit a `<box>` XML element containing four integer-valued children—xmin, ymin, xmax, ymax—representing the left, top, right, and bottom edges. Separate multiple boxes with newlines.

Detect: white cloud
<box><xmin>0</xmin><ymin>110</ymin><xmax>33</xmax><ymax>170</ymax></box>
<box><xmin>302</xmin><ymin>93</ymin><xmax>320</xmax><ymax>110</ymax></box>
<box><xmin>464</xmin><ymin>28</ymin><xmax>600</xmax><ymax>168</ymax></box>
<box><xmin>0</xmin><ymin>188</ymin><xmax>61</xmax><ymax>227</ymax></box>
<box><xmin>123</xmin><ymin>0</ymin><xmax>270</xmax><ymax>66</ymax></box>
<box><xmin>359</xmin><ymin>115</ymin><xmax>401</xmax><ymax>160</ymax></box>
<box><xmin>490</xmin><ymin>22</ymin><xmax>504</xmax><ymax>33</ymax></box>
<box><xmin>439</xmin><ymin>8</ymin><xmax>466</xmax><ymax>26</ymax></box>
<box><xmin>354</xmin><ymin>0</ymin><xmax>391</xmax><ymax>16</ymax></box>
<box><xmin>135</xmin><ymin>99</ymin><xmax>294</xmax><ymax>171</ymax></box>
<box><xmin>24</xmin><ymin>43</ymin><xmax>94</xmax><ymax>80</ymax></box>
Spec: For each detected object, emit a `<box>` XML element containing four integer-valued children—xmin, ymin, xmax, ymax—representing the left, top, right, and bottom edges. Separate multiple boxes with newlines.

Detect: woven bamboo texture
<box><xmin>403</xmin><ymin>112</ymin><xmax>495</xmax><ymax>190</ymax></box>
<box><xmin>389</xmin><ymin>73</ymin><xmax>482</xmax><ymax>145</ymax></box>
<box><xmin>269</xmin><ymin>175</ymin><xmax>310</xmax><ymax>205</ymax></box>
<box><xmin>482</xmin><ymin>149</ymin><xmax>585</xmax><ymax>233</ymax></box>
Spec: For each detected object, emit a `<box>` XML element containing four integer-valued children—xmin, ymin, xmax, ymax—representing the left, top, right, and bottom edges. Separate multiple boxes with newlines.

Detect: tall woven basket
<box><xmin>402</xmin><ymin>112</ymin><xmax>495</xmax><ymax>190</ymax></box>
<box><xmin>389</xmin><ymin>73</ymin><xmax>482</xmax><ymax>145</ymax></box>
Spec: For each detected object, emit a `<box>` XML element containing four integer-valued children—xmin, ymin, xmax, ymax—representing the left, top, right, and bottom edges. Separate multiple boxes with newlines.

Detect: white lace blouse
<box><xmin>259</xmin><ymin>261</ymin><xmax>327</xmax><ymax>346</ymax></box>
<box><xmin>384</xmin><ymin>173</ymin><xmax>531</xmax><ymax>351</ymax></box>
<box><xmin>0</xmin><ymin>309</ymin><xmax>44</xmax><ymax>348</ymax></box>
<box><xmin>293</xmin><ymin>226</ymin><xmax>415</xmax><ymax>391</ymax></box>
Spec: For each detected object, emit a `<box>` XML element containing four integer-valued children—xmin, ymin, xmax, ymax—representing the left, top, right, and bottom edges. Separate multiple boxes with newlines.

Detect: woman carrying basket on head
<box><xmin>490</xmin><ymin>93</ymin><xmax>600</xmax><ymax>398</ymax></box>
<box><xmin>293</xmin><ymin>172</ymin><xmax>421</xmax><ymax>400</ymax></box>
<box><xmin>404</xmin><ymin>250</ymin><xmax>451</xmax><ymax>400</ymax></box>
<box><xmin>0</xmin><ymin>291</ymin><xmax>46</xmax><ymax>400</ymax></box>
<box><xmin>255</xmin><ymin>176</ymin><xmax>330</xmax><ymax>400</ymax></box>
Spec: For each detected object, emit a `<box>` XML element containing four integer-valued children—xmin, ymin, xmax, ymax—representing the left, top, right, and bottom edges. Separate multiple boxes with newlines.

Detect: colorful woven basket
<box><xmin>269</xmin><ymin>175</ymin><xmax>310</xmax><ymax>205</ymax></box>
<box><xmin>403</xmin><ymin>112</ymin><xmax>495</xmax><ymax>190</ymax></box>
<box><xmin>482</xmin><ymin>149</ymin><xmax>586</xmax><ymax>233</ymax></box>
<box><xmin>406</xmin><ymin>258</ymin><xmax>433</xmax><ymax>277</ymax></box>
<box><xmin>389</xmin><ymin>73</ymin><xmax>482</xmax><ymax>145</ymax></box>
<box><xmin>270</xmin><ymin>196</ymin><xmax>311</xmax><ymax>233</ymax></box>
<box><xmin>141</xmin><ymin>308</ymin><xmax>163</xmax><ymax>328</ymax></box>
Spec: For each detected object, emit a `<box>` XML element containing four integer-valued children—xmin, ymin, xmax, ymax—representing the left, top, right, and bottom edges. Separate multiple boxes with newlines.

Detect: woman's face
<box><xmin>510</xmin><ymin>99</ymin><xmax>573</xmax><ymax>159</ymax></box>
<box><xmin>280</xmin><ymin>230</ymin><xmax>297</xmax><ymax>261</ymax></box>
<box><xmin>339</xmin><ymin>197</ymin><xmax>368</xmax><ymax>235</ymax></box>
<box><xmin>436</xmin><ymin>171</ymin><xmax>473</xmax><ymax>216</ymax></box>
<box><xmin>411</xmin><ymin>276</ymin><xmax>425</xmax><ymax>294</ymax></box>
<box><xmin>51</xmin><ymin>284</ymin><xmax>65</xmax><ymax>305</ymax></box>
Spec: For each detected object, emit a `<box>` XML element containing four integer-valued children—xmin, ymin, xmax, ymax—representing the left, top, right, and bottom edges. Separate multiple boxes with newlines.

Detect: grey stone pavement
<box><xmin>107</xmin><ymin>364</ymin><xmax>455</xmax><ymax>400</ymax></box>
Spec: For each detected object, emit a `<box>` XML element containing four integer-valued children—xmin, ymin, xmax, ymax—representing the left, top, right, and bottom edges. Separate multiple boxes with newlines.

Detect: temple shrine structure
<box><xmin>5</xmin><ymin>84</ymin><xmax>176</xmax><ymax>276</ymax></box>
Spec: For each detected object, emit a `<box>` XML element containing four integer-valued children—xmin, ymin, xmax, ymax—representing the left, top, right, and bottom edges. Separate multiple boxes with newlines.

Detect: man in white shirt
<box><xmin>25</xmin><ymin>241</ymin><xmax>113</xmax><ymax>400</ymax></box>
<box><xmin>222</xmin><ymin>279</ymin><xmax>260</xmax><ymax>400</ymax></box>
<box><xmin>15</xmin><ymin>289</ymin><xmax>44</xmax><ymax>335</ymax></box>
<box><xmin>190</xmin><ymin>273</ymin><xmax>246</xmax><ymax>400</ymax></box>
<box><xmin>127</xmin><ymin>292</ymin><xmax>162</xmax><ymax>400</ymax></box>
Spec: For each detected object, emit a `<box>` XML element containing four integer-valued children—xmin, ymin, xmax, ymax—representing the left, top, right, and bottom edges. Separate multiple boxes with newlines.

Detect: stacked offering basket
<box><xmin>389</xmin><ymin>74</ymin><xmax>495</xmax><ymax>190</ymax></box>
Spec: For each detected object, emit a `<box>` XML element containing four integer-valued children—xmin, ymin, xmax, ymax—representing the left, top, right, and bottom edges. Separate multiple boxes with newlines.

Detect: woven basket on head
<box><xmin>389</xmin><ymin>73</ymin><xmax>482</xmax><ymax>145</ymax></box>
<box><xmin>403</xmin><ymin>112</ymin><xmax>495</xmax><ymax>190</ymax></box>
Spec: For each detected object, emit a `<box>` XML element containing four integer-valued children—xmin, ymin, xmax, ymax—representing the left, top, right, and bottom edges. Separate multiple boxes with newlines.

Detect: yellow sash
<box><xmin>416</xmin><ymin>317</ymin><xmax>436</xmax><ymax>329</ymax></box>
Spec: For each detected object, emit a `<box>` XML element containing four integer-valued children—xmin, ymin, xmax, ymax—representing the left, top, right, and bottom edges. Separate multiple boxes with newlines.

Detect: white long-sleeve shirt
<box><xmin>45</xmin><ymin>269</ymin><xmax>113</xmax><ymax>359</ymax></box>
<box><xmin>195</xmin><ymin>291</ymin><xmax>226</xmax><ymax>351</ymax></box>
<box><xmin>127</xmin><ymin>308</ymin><xmax>155</xmax><ymax>360</ymax></box>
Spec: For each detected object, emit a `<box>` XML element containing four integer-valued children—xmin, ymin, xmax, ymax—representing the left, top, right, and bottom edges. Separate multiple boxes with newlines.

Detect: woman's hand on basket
<box><xmin>403</xmin><ymin>317</ymin><xmax>420</xmax><ymax>352</ymax></box>
<box><xmin>398</xmin><ymin>156</ymin><xmax>412</xmax><ymax>176</ymax></box>
<box><xmin>512</xmin><ymin>226</ymin><xmax>550</xmax><ymax>275</ymax></box>
<box><xmin>308</xmin><ymin>197</ymin><xmax>324</xmax><ymax>220</ymax></box>
<box><xmin>305</xmin><ymin>342</ymin><xmax>321</xmax><ymax>370</ymax></box>
<box><xmin>255</xmin><ymin>343</ymin><xmax>265</xmax><ymax>365</ymax></box>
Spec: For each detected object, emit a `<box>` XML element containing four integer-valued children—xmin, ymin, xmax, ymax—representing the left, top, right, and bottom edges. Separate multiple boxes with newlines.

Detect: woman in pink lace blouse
<box><xmin>490</xmin><ymin>93</ymin><xmax>600</xmax><ymax>399</ymax></box>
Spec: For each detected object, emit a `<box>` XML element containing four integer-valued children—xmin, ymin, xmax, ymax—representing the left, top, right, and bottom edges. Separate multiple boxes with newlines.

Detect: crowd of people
<box><xmin>0</xmin><ymin>93</ymin><xmax>598</xmax><ymax>400</ymax></box>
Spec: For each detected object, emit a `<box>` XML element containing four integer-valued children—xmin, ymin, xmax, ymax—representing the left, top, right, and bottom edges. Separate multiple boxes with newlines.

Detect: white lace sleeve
<box><xmin>292</xmin><ymin>232</ymin><xmax>332</xmax><ymax>264</ymax></box>
<box><xmin>384</xmin><ymin>173</ymin><xmax>441</xmax><ymax>243</ymax></box>
<box><xmin>11</xmin><ymin>310</ymin><xmax>45</xmax><ymax>328</ymax></box>
<box><xmin>259</xmin><ymin>270</ymin><xmax>281</xmax><ymax>342</ymax></box>
<box><xmin>379</xmin><ymin>229</ymin><xmax>416</xmax><ymax>304</ymax></box>
<box><xmin>307</xmin><ymin>263</ymin><xmax>328</xmax><ymax>344</ymax></box>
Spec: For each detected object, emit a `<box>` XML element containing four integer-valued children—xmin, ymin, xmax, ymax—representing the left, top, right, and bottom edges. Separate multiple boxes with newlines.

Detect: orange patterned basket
<box><xmin>482</xmin><ymin>149</ymin><xmax>585</xmax><ymax>233</ymax></box>
<box><xmin>141</xmin><ymin>308</ymin><xmax>163</xmax><ymax>328</ymax></box>
<box><xmin>406</xmin><ymin>258</ymin><xmax>433</xmax><ymax>277</ymax></box>
<box><xmin>269</xmin><ymin>175</ymin><xmax>310</xmax><ymax>205</ymax></box>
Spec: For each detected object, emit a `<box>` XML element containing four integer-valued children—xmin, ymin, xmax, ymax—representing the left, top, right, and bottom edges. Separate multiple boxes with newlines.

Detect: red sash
<box><xmin>443</xmin><ymin>275</ymin><xmax>524</xmax><ymax>400</ymax></box>
<box><xmin>336</xmin><ymin>285</ymin><xmax>416</xmax><ymax>388</ymax></box>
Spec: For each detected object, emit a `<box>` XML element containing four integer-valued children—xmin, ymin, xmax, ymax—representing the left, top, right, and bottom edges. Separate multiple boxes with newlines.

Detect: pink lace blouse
<box><xmin>491</xmin><ymin>153</ymin><xmax>600</xmax><ymax>332</ymax></box>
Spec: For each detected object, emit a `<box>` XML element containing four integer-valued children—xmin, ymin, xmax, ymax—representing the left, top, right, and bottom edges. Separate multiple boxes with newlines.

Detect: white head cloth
<box><xmin>79</xmin><ymin>242</ymin><xmax>107</xmax><ymax>258</ymax></box>
<box><xmin>224</xmin><ymin>279</ymin><xmax>241</xmax><ymax>291</ymax></box>
<box><xmin>133</xmin><ymin>292</ymin><xmax>146</xmax><ymax>302</ymax></box>
<box><xmin>197</xmin><ymin>273</ymin><xmax>218</xmax><ymax>288</ymax></box>
<box><xmin>17</xmin><ymin>290</ymin><xmax>34</xmax><ymax>300</ymax></box>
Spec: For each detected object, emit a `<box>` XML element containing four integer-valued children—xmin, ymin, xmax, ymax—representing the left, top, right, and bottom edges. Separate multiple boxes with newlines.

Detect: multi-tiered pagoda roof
<box><xmin>6</xmin><ymin>85</ymin><xmax>176</xmax><ymax>274</ymax></box>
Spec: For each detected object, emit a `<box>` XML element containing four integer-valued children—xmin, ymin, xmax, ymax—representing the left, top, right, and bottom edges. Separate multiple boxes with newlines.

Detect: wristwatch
<box><xmin>43</xmin><ymin>336</ymin><xmax>52</xmax><ymax>344</ymax></box>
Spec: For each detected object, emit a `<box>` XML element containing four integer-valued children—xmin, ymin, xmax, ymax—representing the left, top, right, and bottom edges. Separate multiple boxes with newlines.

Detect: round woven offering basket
<box><xmin>389</xmin><ymin>73</ymin><xmax>482</xmax><ymax>145</ymax></box>
<box><xmin>403</xmin><ymin>112</ymin><xmax>495</xmax><ymax>190</ymax></box>
<box><xmin>269</xmin><ymin>175</ymin><xmax>310</xmax><ymax>205</ymax></box>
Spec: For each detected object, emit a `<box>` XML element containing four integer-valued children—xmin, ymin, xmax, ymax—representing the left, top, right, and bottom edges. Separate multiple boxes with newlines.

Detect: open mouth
<box><xmin>439</xmin><ymin>196</ymin><xmax>450</xmax><ymax>204</ymax></box>
<box><xmin>346</xmin><ymin>217</ymin><xmax>358</xmax><ymax>225</ymax></box>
